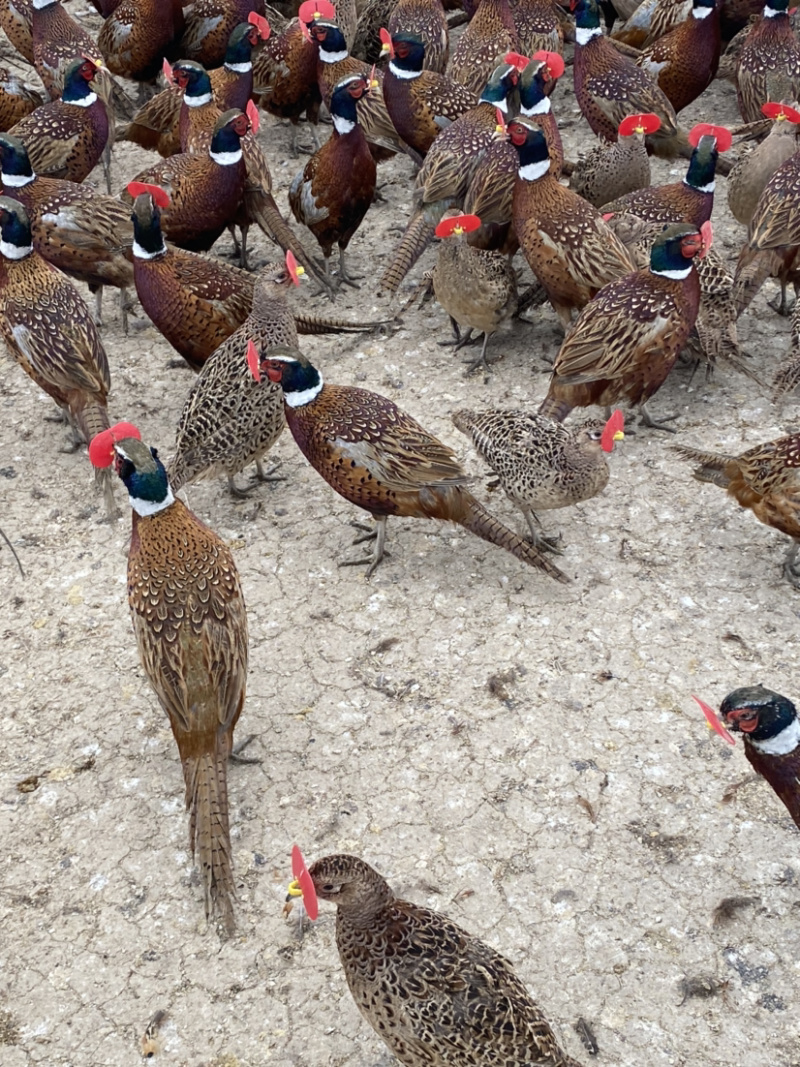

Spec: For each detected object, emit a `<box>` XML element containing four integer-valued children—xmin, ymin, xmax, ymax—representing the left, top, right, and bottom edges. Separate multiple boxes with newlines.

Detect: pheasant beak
<box><xmin>613</xmin><ymin>430</ymin><xmax>625</xmax><ymax>441</ymax></box>
<box><xmin>368</xmin><ymin>64</ymin><xmax>378</xmax><ymax>90</ymax></box>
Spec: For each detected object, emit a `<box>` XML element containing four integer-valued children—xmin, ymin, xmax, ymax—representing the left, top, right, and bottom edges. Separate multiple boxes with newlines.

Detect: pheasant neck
<box><xmin>319</xmin><ymin>45</ymin><xmax>349</xmax><ymax>62</ymax></box>
<box><xmin>129</xmin><ymin>485</ymin><xmax>175</xmax><ymax>517</ymax></box>
<box><xmin>225</xmin><ymin>61</ymin><xmax>252</xmax><ymax>73</ymax></box>
<box><xmin>388</xmin><ymin>60</ymin><xmax>420</xmax><ymax>79</ymax></box>
<box><xmin>0</xmin><ymin>238</ymin><xmax>32</xmax><ymax>260</ymax></box>
<box><xmin>575</xmin><ymin>25</ymin><xmax>603</xmax><ymax>43</ymax></box>
<box><xmin>750</xmin><ymin>716</ymin><xmax>800</xmax><ymax>755</ymax></box>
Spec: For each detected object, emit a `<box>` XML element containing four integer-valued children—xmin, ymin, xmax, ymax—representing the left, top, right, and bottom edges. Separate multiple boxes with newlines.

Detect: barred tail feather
<box><xmin>185</xmin><ymin>749</ymin><xmax>236</xmax><ymax>933</ymax></box>
<box><xmin>379</xmin><ymin>211</ymin><xmax>438</xmax><ymax>294</ymax></box>
<box><xmin>537</xmin><ymin>394</ymin><xmax>572</xmax><ymax>422</ymax></box>
<box><xmin>75</xmin><ymin>400</ymin><xmax>117</xmax><ymax>518</ymax></box>
<box><xmin>244</xmin><ymin>187</ymin><xmax>328</xmax><ymax>285</ymax></box>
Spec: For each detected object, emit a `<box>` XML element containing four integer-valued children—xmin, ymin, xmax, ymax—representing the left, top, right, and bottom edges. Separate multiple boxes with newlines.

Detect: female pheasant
<box><xmin>252</xmin><ymin>351</ymin><xmax>568</xmax><ymax>580</ymax></box>
<box><xmin>90</xmin><ymin>424</ymin><xmax>249</xmax><ymax>932</ymax></box>
<box><xmin>290</xmin><ymin>853</ymin><xmax>585</xmax><ymax>1067</ymax></box>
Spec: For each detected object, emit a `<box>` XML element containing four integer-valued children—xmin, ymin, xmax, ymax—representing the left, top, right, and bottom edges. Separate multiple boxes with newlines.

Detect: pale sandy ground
<box><xmin>2</xmin><ymin>6</ymin><xmax>800</xmax><ymax>1067</ymax></box>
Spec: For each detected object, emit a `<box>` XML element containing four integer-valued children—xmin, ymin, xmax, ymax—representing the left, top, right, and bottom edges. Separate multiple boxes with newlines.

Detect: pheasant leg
<box><xmin>463</xmin><ymin>332</ymin><xmax>502</xmax><ymax>377</ymax></box>
<box><xmin>522</xmin><ymin>507</ymin><xmax>563</xmax><ymax>554</ymax></box>
<box><xmin>783</xmin><ymin>540</ymin><xmax>800</xmax><ymax>588</ymax></box>
<box><xmin>338</xmin><ymin>248</ymin><xmax>361</xmax><ymax>288</ymax></box>
<box><xmin>254</xmin><ymin>458</ymin><xmax>285</xmax><ymax>483</ymax></box>
<box><xmin>339</xmin><ymin>515</ymin><xmax>389</xmax><ymax>577</ymax></box>
<box><xmin>639</xmin><ymin>402</ymin><xmax>678</xmax><ymax>433</ymax></box>
<box><xmin>229</xmin><ymin>733</ymin><xmax>261</xmax><ymax>765</ymax></box>
<box><xmin>768</xmin><ymin>277</ymin><xmax>794</xmax><ymax>318</ymax></box>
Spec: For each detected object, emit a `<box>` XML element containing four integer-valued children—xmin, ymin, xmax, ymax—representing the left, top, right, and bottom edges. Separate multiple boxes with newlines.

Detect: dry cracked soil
<box><xmin>2</xmin><ymin>5</ymin><xmax>800</xmax><ymax>1067</ymax></box>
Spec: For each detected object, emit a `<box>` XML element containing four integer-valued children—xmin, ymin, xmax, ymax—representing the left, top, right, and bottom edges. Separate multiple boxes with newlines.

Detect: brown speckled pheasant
<box><xmin>90</xmin><ymin>425</ymin><xmax>249</xmax><ymax>932</ymax></box>
<box><xmin>539</xmin><ymin>222</ymin><xmax>708</xmax><ymax>429</ymax></box>
<box><xmin>728</xmin><ymin>101</ymin><xmax>800</xmax><ymax>225</ymax></box>
<box><xmin>0</xmin><ymin>196</ymin><xmax>115</xmax><ymax>515</ymax></box>
<box><xmin>635</xmin><ymin>0</ymin><xmax>721</xmax><ymax>112</ymax></box>
<box><xmin>388</xmin><ymin>0</ymin><xmax>450</xmax><ymax>73</ymax></box>
<box><xmin>431</xmin><ymin>211</ymin><xmax>518</xmax><ymax>375</ymax></box>
<box><xmin>512</xmin><ymin>0</ymin><xmax>565</xmax><ymax>59</ymax></box>
<box><xmin>453</xmin><ymin>408</ymin><xmax>624</xmax><ymax>547</ymax></box>
<box><xmin>0</xmin><ymin>0</ymin><xmax>35</xmax><ymax>64</ymax></box>
<box><xmin>31</xmin><ymin>0</ymin><xmax>102</xmax><ymax>100</ymax></box>
<box><xmin>569</xmin><ymin>112</ymin><xmax>659</xmax><ymax>208</ymax></box>
<box><xmin>253</xmin><ymin>351</ymin><xmax>568</xmax><ymax>580</ymax></box>
<box><xmin>0</xmin><ymin>66</ymin><xmax>41</xmax><ymax>131</ymax></box>
<box><xmin>673</xmin><ymin>433</ymin><xmax>800</xmax><ymax>586</ymax></box>
<box><xmin>168</xmin><ymin>286</ymin><xmax>295</xmax><ymax>494</ymax></box>
<box><xmin>736</xmin><ymin>0</ymin><xmax>800</xmax><ymax>122</ymax></box>
<box><xmin>772</xmin><ymin>296</ymin><xmax>800</xmax><ymax>398</ymax></box>
<box><xmin>98</xmin><ymin>0</ymin><xmax>185</xmax><ymax>87</ymax></box>
<box><xmin>292</xmin><ymin>853</ymin><xmax>585</xmax><ymax>1067</ymax></box>
<box><xmin>9</xmin><ymin>57</ymin><xmax>109</xmax><ymax>184</ymax></box>
<box><xmin>509</xmin><ymin>120</ymin><xmax>636</xmax><ymax>327</ymax></box>
<box><xmin>449</xmin><ymin>0</ymin><xmax>520</xmax><ymax>96</ymax></box>
<box><xmin>0</xmin><ymin>133</ymin><xmax>134</xmax><ymax>326</ymax></box>
<box><xmin>181</xmin><ymin>0</ymin><xmax>266</xmax><ymax>68</ymax></box>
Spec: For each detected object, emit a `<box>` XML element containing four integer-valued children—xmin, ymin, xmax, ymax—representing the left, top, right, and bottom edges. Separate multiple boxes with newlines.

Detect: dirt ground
<box><xmin>2</xmin><ymin>6</ymin><xmax>800</xmax><ymax>1067</ymax></box>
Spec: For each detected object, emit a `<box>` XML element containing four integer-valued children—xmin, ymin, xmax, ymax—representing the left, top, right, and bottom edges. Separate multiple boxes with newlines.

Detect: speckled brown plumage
<box><xmin>611</xmin><ymin>0</ymin><xmax>692</xmax><ymax>49</ymax></box>
<box><xmin>98</xmin><ymin>0</ymin><xmax>184</xmax><ymax>83</ymax></box>
<box><xmin>253</xmin><ymin>18</ymin><xmax>322</xmax><ymax>154</ymax></box>
<box><xmin>737</xmin><ymin>1</ymin><xmax>800</xmax><ymax>122</ymax></box>
<box><xmin>453</xmin><ymin>409</ymin><xmax>619</xmax><ymax>542</ymax></box>
<box><xmin>450</xmin><ymin>0</ymin><xmax>519</xmax><ymax>96</ymax></box>
<box><xmin>260</xmin><ymin>352</ymin><xmax>568</xmax><ymax>579</ymax></box>
<box><xmin>382</xmin><ymin>34</ymin><xmax>477</xmax><ymax>158</ymax></box>
<box><xmin>181</xmin><ymin>0</ymin><xmax>266</xmax><ymax>68</ymax></box>
<box><xmin>510</xmin><ymin>122</ymin><xmax>636</xmax><ymax>328</ymax></box>
<box><xmin>0</xmin><ymin>133</ymin><xmax>133</xmax><ymax>308</ymax></box>
<box><xmin>31</xmin><ymin>0</ymin><xmax>102</xmax><ymax>100</ymax></box>
<box><xmin>380</xmin><ymin>62</ymin><xmax>521</xmax><ymax>293</ymax></box>
<box><xmin>0</xmin><ymin>0</ymin><xmax>35</xmax><ymax>64</ymax></box>
<box><xmin>168</xmin><ymin>275</ymin><xmax>295</xmax><ymax>493</ymax></box>
<box><xmin>511</xmin><ymin>0</ymin><xmax>564</xmax><ymax>58</ymax></box>
<box><xmin>432</xmin><ymin>221</ymin><xmax>518</xmax><ymax>373</ymax></box>
<box><xmin>636</xmin><ymin>0</ymin><xmax>721</xmax><ymax>112</ymax></box>
<box><xmin>572</xmin><ymin>0</ymin><xmax>678</xmax><ymax>144</ymax></box>
<box><xmin>569</xmin><ymin>125</ymin><xmax>651</xmax><ymax>207</ymax></box>
<box><xmin>538</xmin><ymin>222</ymin><xmax>703</xmax><ymax>426</ymax></box>
<box><xmin>773</xmin><ymin>297</ymin><xmax>800</xmax><ymax>398</ymax></box>
<box><xmin>9</xmin><ymin>58</ymin><xmax>109</xmax><ymax>183</ymax></box>
<box><xmin>0</xmin><ymin>66</ymin><xmax>40</xmax><ymax>131</ymax></box>
<box><xmin>306</xmin><ymin>854</ymin><xmax>585</xmax><ymax>1067</ymax></box>
<box><xmin>117</xmin><ymin>437</ymin><xmax>248</xmax><ymax>931</ymax></box>
<box><xmin>118</xmin><ymin>82</ymin><xmax>185</xmax><ymax>157</ymax></box>
<box><xmin>388</xmin><ymin>0</ymin><xmax>450</xmax><ymax>72</ymax></box>
<box><xmin>673</xmin><ymin>433</ymin><xmax>800</xmax><ymax>584</ymax></box>
<box><xmin>0</xmin><ymin>196</ymin><xmax>115</xmax><ymax>514</ymax></box>
<box><xmin>728</xmin><ymin>110</ymin><xmax>800</xmax><ymax>225</ymax></box>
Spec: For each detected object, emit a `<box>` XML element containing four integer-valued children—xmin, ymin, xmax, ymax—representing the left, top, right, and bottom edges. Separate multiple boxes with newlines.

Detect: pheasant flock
<box><xmin>2</xmin><ymin>0</ymin><xmax>800</xmax><ymax>1065</ymax></box>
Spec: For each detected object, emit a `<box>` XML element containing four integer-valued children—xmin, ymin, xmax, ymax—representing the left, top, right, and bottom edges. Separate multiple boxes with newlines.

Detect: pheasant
<box><xmin>430</xmin><ymin>211</ymin><xmax>518</xmax><ymax>375</ymax></box>
<box><xmin>251</xmin><ymin>350</ymin><xmax>568</xmax><ymax>580</ymax></box>
<box><xmin>569</xmin><ymin>113</ymin><xmax>660</xmax><ymax>208</ymax></box>
<box><xmin>694</xmin><ymin>687</ymin><xmax>800</xmax><ymax>830</ymax></box>
<box><xmin>0</xmin><ymin>66</ymin><xmax>41</xmax><ymax>131</ymax></box>
<box><xmin>379</xmin><ymin>30</ymin><xmax>477</xmax><ymax>158</ymax></box>
<box><xmin>98</xmin><ymin>0</ymin><xmax>185</xmax><ymax>88</ymax></box>
<box><xmin>181</xmin><ymin>0</ymin><xmax>267</xmax><ymax>68</ymax></box>
<box><xmin>288</xmin><ymin>73</ymin><xmax>376</xmax><ymax>291</ymax></box>
<box><xmin>453</xmin><ymin>408</ymin><xmax>624</xmax><ymax>548</ymax></box>
<box><xmin>0</xmin><ymin>196</ymin><xmax>115</xmax><ymax>516</ymax></box>
<box><xmin>728</xmin><ymin>102</ymin><xmax>800</xmax><ymax>226</ymax></box>
<box><xmin>8</xmin><ymin>57</ymin><xmax>110</xmax><ymax>185</ymax></box>
<box><xmin>379</xmin><ymin>60</ymin><xmax>522</xmax><ymax>294</ymax></box>
<box><xmin>611</xmin><ymin>0</ymin><xmax>693</xmax><ymax>50</ymax></box>
<box><xmin>635</xmin><ymin>0</ymin><xmax>721</xmax><ymax>112</ymax></box>
<box><xmin>288</xmin><ymin>852</ymin><xmax>586</xmax><ymax>1067</ymax></box>
<box><xmin>511</xmin><ymin>0</ymin><xmax>565</xmax><ymax>59</ymax></box>
<box><xmin>90</xmin><ymin>424</ymin><xmax>249</xmax><ymax>932</ymax></box>
<box><xmin>509</xmin><ymin>120</ymin><xmax>636</xmax><ymax>328</ymax></box>
<box><xmin>168</xmin><ymin>312</ymin><xmax>291</xmax><ymax>494</ymax></box>
<box><xmin>31</xmin><ymin>0</ymin><xmax>101</xmax><ymax>100</ymax></box>
<box><xmin>736</xmin><ymin>0</ymin><xmax>800</xmax><ymax>122</ymax></box>
<box><xmin>129</xmin><ymin>183</ymin><xmax>386</xmax><ymax>367</ymax></box>
<box><xmin>673</xmin><ymin>432</ymin><xmax>800</xmax><ymax>585</ymax></box>
<box><xmin>572</xmin><ymin>0</ymin><xmax>679</xmax><ymax>148</ymax></box>
<box><xmin>387</xmin><ymin>0</ymin><xmax>450</xmax><ymax>73</ymax></box>
<box><xmin>538</xmin><ymin>221</ymin><xmax>709</xmax><ymax>429</ymax></box>
<box><xmin>0</xmin><ymin>133</ymin><xmax>134</xmax><ymax>327</ymax></box>
<box><xmin>0</xmin><ymin>0</ymin><xmax>35</xmax><ymax>64</ymax></box>
<box><xmin>449</xmin><ymin>0</ymin><xmax>520</xmax><ymax>96</ymax></box>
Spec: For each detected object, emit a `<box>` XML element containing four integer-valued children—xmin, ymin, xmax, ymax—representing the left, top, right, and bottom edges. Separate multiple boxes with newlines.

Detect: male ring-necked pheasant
<box><xmin>90</xmin><ymin>423</ymin><xmax>249</xmax><ymax>931</ymax></box>
<box><xmin>252</xmin><ymin>350</ymin><xmax>568</xmax><ymax>579</ymax></box>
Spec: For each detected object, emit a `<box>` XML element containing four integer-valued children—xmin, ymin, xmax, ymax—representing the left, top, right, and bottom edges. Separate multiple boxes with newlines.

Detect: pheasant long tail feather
<box><xmin>422</xmin><ymin>487</ymin><xmax>569</xmax><ymax>582</ymax></box>
<box><xmin>733</xmin><ymin>247</ymin><xmax>782</xmax><ymax>317</ymax></box>
<box><xmin>295</xmin><ymin>312</ymin><xmax>394</xmax><ymax>334</ymax></box>
<box><xmin>73</xmin><ymin>399</ymin><xmax>117</xmax><ymax>518</ymax></box>
<box><xmin>379</xmin><ymin>211</ymin><xmax>439</xmax><ymax>294</ymax></box>
<box><xmin>244</xmin><ymin>186</ymin><xmax>328</xmax><ymax>286</ymax></box>
<box><xmin>185</xmin><ymin>748</ymin><xmax>236</xmax><ymax>933</ymax></box>
<box><xmin>537</xmin><ymin>394</ymin><xmax>573</xmax><ymax>423</ymax></box>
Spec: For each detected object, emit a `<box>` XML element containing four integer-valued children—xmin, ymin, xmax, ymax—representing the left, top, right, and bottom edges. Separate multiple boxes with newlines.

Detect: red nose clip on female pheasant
<box><xmin>693</xmin><ymin>687</ymin><xmax>800</xmax><ymax>831</ymax></box>
<box><xmin>247</xmin><ymin>344</ymin><xmax>568</xmax><ymax>581</ymax></box>
<box><xmin>285</xmin><ymin>849</ymin><xmax>586</xmax><ymax>1067</ymax></box>
<box><xmin>90</xmin><ymin>422</ymin><xmax>249</xmax><ymax>932</ymax></box>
